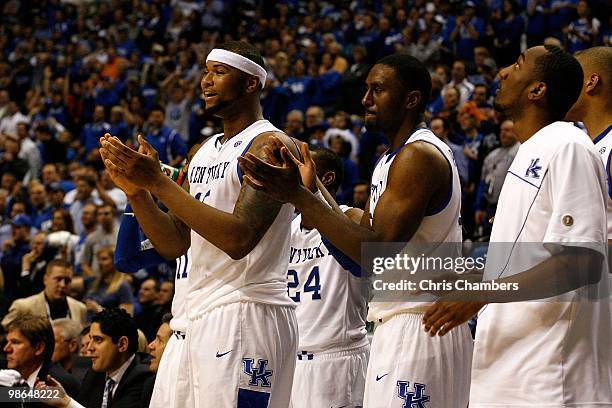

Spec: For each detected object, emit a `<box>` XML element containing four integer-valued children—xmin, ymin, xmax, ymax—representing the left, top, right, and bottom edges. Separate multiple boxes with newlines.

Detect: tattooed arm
<box><xmin>146</xmin><ymin>131</ymin><xmax>298</xmax><ymax>259</ymax></box>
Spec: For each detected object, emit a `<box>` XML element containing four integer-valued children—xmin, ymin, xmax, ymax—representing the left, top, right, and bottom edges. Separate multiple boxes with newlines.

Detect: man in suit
<box><xmin>51</xmin><ymin>318</ymin><xmax>88</xmax><ymax>383</ymax></box>
<box><xmin>1</xmin><ymin>260</ymin><xmax>87</xmax><ymax>329</ymax></box>
<box><xmin>3</xmin><ymin>314</ymin><xmax>80</xmax><ymax>396</ymax></box>
<box><xmin>141</xmin><ymin>313</ymin><xmax>173</xmax><ymax>407</ymax></box>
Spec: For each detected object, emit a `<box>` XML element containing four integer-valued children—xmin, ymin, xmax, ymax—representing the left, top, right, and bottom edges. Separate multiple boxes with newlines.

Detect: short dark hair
<box><xmin>432</xmin><ymin>116</ymin><xmax>451</xmax><ymax>132</ymax></box>
<box><xmin>575</xmin><ymin>46</ymin><xmax>612</xmax><ymax>92</ymax></box>
<box><xmin>376</xmin><ymin>53</ymin><xmax>432</xmax><ymax>113</ymax></box>
<box><xmin>217</xmin><ymin>41</ymin><xmax>266</xmax><ymax>70</ymax></box>
<box><xmin>150</xmin><ymin>105</ymin><xmax>165</xmax><ymax>115</ymax></box>
<box><xmin>161</xmin><ymin>313</ymin><xmax>173</xmax><ymax>325</ymax></box>
<box><xmin>45</xmin><ymin>259</ymin><xmax>73</xmax><ymax>275</ymax></box>
<box><xmin>310</xmin><ymin>145</ymin><xmax>344</xmax><ymax>193</ymax></box>
<box><xmin>7</xmin><ymin>315</ymin><xmax>55</xmax><ymax>366</ymax></box>
<box><xmin>92</xmin><ymin>307</ymin><xmax>138</xmax><ymax>355</ymax></box>
<box><xmin>143</xmin><ymin>277</ymin><xmax>161</xmax><ymax>292</ymax></box>
<box><xmin>76</xmin><ymin>174</ymin><xmax>96</xmax><ymax>188</ymax></box>
<box><xmin>533</xmin><ymin>45</ymin><xmax>583</xmax><ymax>121</ymax></box>
<box><xmin>474</xmin><ymin>83</ymin><xmax>490</xmax><ymax>98</ymax></box>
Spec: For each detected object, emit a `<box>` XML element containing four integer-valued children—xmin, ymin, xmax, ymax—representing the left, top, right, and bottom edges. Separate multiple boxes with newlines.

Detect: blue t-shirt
<box><xmin>81</xmin><ymin>122</ymin><xmax>112</xmax><ymax>155</ymax></box>
<box><xmin>456</xmin><ymin>17</ymin><xmax>486</xmax><ymax>61</ymax></box>
<box><xmin>144</xmin><ymin>126</ymin><xmax>187</xmax><ymax>165</ymax></box>
<box><xmin>283</xmin><ymin>75</ymin><xmax>315</xmax><ymax>113</ymax></box>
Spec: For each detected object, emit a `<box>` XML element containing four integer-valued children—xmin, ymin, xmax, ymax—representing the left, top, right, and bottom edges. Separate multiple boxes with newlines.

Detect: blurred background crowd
<box><xmin>0</xmin><ymin>0</ymin><xmax>609</xmax><ymax>338</ymax></box>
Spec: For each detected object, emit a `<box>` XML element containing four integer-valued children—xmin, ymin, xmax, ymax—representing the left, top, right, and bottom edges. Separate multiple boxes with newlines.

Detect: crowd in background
<box><xmin>0</xmin><ymin>0</ymin><xmax>609</xmax><ymax>341</ymax></box>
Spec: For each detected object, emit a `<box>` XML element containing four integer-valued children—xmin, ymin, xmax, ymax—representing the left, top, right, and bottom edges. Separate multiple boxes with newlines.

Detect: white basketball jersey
<box><xmin>185</xmin><ymin>120</ymin><xmax>296</xmax><ymax>318</ymax></box>
<box><xmin>288</xmin><ymin>207</ymin><xmax>368</xmax><ymax>352</ymax></box>
<box><xmin>170</xmin><ymin>247</ymin><xmax>191</xmax><ymax>332</ymax></box>
<box><xmin>367</xmin><ymin>128</ymin><xmax>463</xmax><ymax>321</ymax></box>
<box><xmin>470</xmin><ymin>122</ymin><xmax>611</xmax><ymax>406</ymax></box>
<box><xmin>593</xmin><ymin>124</ymin><xmax>612</xmax><ymax>238</ymax></box>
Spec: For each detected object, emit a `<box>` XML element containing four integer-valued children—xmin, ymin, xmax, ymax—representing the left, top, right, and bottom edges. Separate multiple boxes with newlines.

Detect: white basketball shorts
<box><xmin>149</xmin><ymin>331</ymin><xmax>185</xmax><ymax>408</ymax></box>
<box><xmin>363</xmin><ymin>312</ymin><xmax>473</xmax><ymax>408</ymax></box>
<box><xmin>290</xmin><ymin>340</ymin><xmax>369</xmax><ymax>408</ymax></box>
<box><xmin>174</xmin><ymin>301</ymin><xmax>298</xmax><ymax>408</ymax></box>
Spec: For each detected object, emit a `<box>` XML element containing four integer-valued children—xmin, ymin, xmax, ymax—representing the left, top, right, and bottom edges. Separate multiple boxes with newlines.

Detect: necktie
<box><xmin>101</xmin><ymin>377</ymin><xmax>115</xmax><ymax>408</ymax></box>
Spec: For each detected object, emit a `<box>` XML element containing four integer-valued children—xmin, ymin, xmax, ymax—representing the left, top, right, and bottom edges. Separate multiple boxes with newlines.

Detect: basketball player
<box><xmin>99</xmin><ymin>41</ymin><xmax>299</xmax><ymax>407</ymax></box>
<box><xmin>113</xmin><ymin>143</ymin><xmax>201</xmax><ymax>408</ymax></box>
<box><xmin>566</xmin><ymin>46</ymin><xmax>612</xmax><ymax>238</ymax></box>
<box><xmin>239</xmin><ymin>54</ymin><xmax>472</xmax><ymax>407</ymax></box>
<box><xmin>423</xmin><ymin>45</ymin><xmax>611</xmax><ymax>406</ymax></box>
<box><xmin>287</xmin><ymin>145</ymin><xmax>369</xmax><ymax>408</ymax></box>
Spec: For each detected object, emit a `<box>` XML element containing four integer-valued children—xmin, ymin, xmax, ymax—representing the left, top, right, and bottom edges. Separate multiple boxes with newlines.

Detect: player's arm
<box><xmin>100</xmin><ymin>134</ymin><xmax>191</xmax><ymax>259</ymax></box>
<box><xmin>240</xmin><ymin>140</ymin><xmax>449</xmax><ymax>264</ymax></box>
<box><xmin>102</xmin><ymin>132</ymin><xmax>299</xmax><ymax>260</ymax></box>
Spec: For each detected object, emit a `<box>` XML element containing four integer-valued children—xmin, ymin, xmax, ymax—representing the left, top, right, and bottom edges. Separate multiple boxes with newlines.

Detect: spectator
<box><xmin>98</xmin><ymin>170</ymin><xmax>128</xmax><ymax>211</ymax></box>
<box><xmin>80</xmin><ymin>105</ymin><xmax>111</xmax><ymax>167</ymax></box>
<box><xmin>51</xmin><ymin>318</ymin><xmax>83</xmax><ymax>379</ymax></box>
<box><xmin>1</xmin><ymin>259</ymin><xmax>87</xmax><ymax>329</ymax></box>
<box><xmin>436</xmin><ymin>86</ymin><xmax>462</xmax><ymax>139</ymax></box>
<box><xmin>29</xmin><ymin>181</ymin><xmax>52</xmax><ymax>229</ymax></box>
<box><xmin>565</xmin><ymin>0</ymin><xmax>600</xmax><ymax>53</ymax></box>
<box><xmin>431</xmin><ymin>116</ymin><xmax>469</xmax><ymax>186</ymax></box>
<box><xmin>312</xmin><ymin>53</ymin><xmax>343</xmax><ymax>111</ymax></box>
<box><xmin>4</xmin><ymin>315</ymin><xmax>80</xmax><ymax>395</ymax></box>
<box><xmin>143</xmin><ymin>105</ymin><xmax>187</xmax><ymax>167</ymax></box>
<box><xmin>324</xmin><ymin>111</ymin><xmax>359</xmax><ymax>160</ymax></box>
<box><xmin>34</xmin><ymin>124</ymin><xmax>67</xmax><ymax>165</ymax></box>
<box><xmin>283</xmin><ymin>59</ymin><xmax>315</xmax><ymax>114</ymax></box>
<box><xmin>135</xmin><ymin>313</ymin><xmax>172</xmax><ymax>406</ymax></box>
<box><xmin>80</xmin><ymin>203</ymin><xmax>119</xmax><ymax>277</ymax></box>
<box><xmin>284</xmin><ymin>110</ymin><xmax>305</xmax><ymax>140</ymax></box>
<box><xmin>19</xmin><ymin>231</ymin><xmax>56</xmax><ymax>297</ymax></box>
<box><xmin>41</xmin><ymin>163</ymin><xmax>74</xmax><ymax>193</ymax></box>
<box><xmin>50</xmin><ymin>308</ymin><xmax>154</xmax><ymax>408</ymax></box>
<box><xmin>155</xmin><ymin>281</ymin><xmax>174</xmax><ymax>315</ymax></box>
<box><xmin>84</xmin><ymin>246</ymin><xmax>133</xmax><ymax>317</ymax></box>
<box><xmin>15</xmin><ymin>122</ymin><xmax>42</xmax><ymax>183</ymax></box>
<box><xmin>450</xmin><ymin>1</ymin><xmax>486</xmax><ymax>61</ymax></box>
<box><xmin>162</xmin><ymin>78</ymin><xmax>192</xmax><ymax>142</ymax></box>
<box><xmin>305</xmin><ymin>105</ymin><xmax>325</xmax><ymax>129</ymax></box>
<box><xmin>68</xmin><ymin>174</ymin><xmax>104</xmax><ymax>236</ymax></box>
<box><xmin>352</xmin><ymin>180</ymin><xmax>369</xmax><ymax>210</ymax></box>
<box><xmin>526</xmin><ymin>0</ymin><xmax>550</xmax><ymax>47</ymax></box>
<box><xmin>109</xmin><ymin>106</ymin><xmax>130</xmax><ymax>144</ymax></box>
<box><xmin>340</xmin><ymin>45</ymin><xmax>370</xmax><ymax>115</ymax></box>
<box><xmin>134</xmin><ymin>278</ymin><xmax>164</xmax><ymax>342</ymax></box>
<box><xmin>0</xmin><ymin>132</ymin><xmax>29</xmax><ymax>181</ymax></box>
<box><xmin>492</xmin><ymin>0</ymin><xmax>525</xmax><ymax>66</ymax></box>
<box><xmin>474</xmin><ymin>119</ymin><xmax>519</xmax><ymax>235</ymax></box>
<box><xmin>442</xmin><ymin>60</ymin><xmax>475</xmax><ymax>106</ymax></box>
<box><xmin>1</xmin><ymin>214</ymin><xmax>31</xmax><ymax>302</ymax></box>
<box><xmin>0</xmin><ymin>101</ymin><xmax>28</xmax><ymax>137</ymax></box>
<box><xmin>79</xmin><ymin>325</ymin><xmax>92</xmax><ymax>358</ymax></box>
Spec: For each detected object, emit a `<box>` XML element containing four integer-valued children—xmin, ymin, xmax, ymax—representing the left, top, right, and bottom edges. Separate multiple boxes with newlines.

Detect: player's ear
<box><xmin>527</xmin><ymin>82</ymin><xmax>546</xmax><ymax>101</ymax></box>
<box><xmin>584</xmin><ymin>73</ymin><xmax>601</xmax><ymax>94</ymax></box>
<box><xmin>321</xmin><ymin>171</ymin><xmax>335</xmax><ymax>188</ymax></box>
<box><xmin>405</xmin><ymin>90</ymin><xmax>421</xmax><ymax>110</ymax></box>
<box><xmin>245</xmin><ymin>76</ymin><xmax>261</xmax><ymax>94</ymax></box>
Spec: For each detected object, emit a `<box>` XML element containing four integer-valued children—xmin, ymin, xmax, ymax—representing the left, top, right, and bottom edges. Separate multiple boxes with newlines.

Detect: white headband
<box><xmin>206</xmin><ymin>49</ymin><xmax>267</xmax><ymax>87</ymax></box>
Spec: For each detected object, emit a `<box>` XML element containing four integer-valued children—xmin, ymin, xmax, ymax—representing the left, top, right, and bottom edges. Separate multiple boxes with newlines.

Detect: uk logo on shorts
<box><xmin>397</xmin><ymin>381</ymin><xmax>430</xmax><ymax>408</ymax></box>
<box><xmin>243</xmin><ymin>358</ymin><xmax>273</xmax><ymax>388</ymax></box>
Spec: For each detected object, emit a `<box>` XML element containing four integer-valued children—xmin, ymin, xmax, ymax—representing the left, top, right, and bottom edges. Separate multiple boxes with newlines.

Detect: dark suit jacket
<box><xmin>77</xmin><ymin>354</ymin><xmax>153</xmax><ymax>408</ymax></box>
<box><xmin>140</xmin><ymin>375</ymin><xmax>155</xmax><ymax>408</ymax></box>
<box><xmin>47</xmin><ymin>362</ymin><xmax>80</xmax><ymax>399</ymax></box>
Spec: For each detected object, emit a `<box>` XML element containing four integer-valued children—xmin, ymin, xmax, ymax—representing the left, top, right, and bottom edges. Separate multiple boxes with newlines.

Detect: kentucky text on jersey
<box><xmin>289</xmin><ymin>244</ymin><xmax>326</xmax><ymax>264</ymax></box>
<box><xmin>189</xmin><ymin>161</ymin><xmax>231</xmax><ymax>184</ymax></box>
